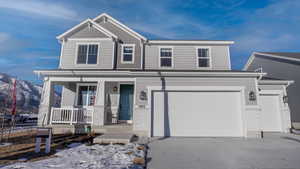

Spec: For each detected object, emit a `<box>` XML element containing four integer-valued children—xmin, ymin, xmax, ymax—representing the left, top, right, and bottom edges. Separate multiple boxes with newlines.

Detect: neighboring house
<box><xmin>244</xmin><ymin>52</ymin><xmax>299</xmax><ymax>129</ymax></box>
<box><xmin>34</xmin><ymin>13</ymin><xmax>292</xmax><ymax>138</ymax></box>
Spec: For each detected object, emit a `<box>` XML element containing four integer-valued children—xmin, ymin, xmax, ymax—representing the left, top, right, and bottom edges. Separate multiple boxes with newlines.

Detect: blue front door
<box><xmin>119</xmin><ymin>85</ymin><xmax>134</xmax><ymax>120</ymax></box>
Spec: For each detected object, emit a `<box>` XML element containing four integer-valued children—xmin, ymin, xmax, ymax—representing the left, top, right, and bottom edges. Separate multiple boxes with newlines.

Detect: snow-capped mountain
<box><xmin>0</xmin><ymin>73</ymin><xmax>60</xmax><ymax>114</ymax></box>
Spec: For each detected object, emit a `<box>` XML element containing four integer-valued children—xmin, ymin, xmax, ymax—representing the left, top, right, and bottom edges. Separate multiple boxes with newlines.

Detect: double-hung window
<box><xmin>160</xmin><ymin>47</ymin><xmax>173</xmax><ymax>67</ymax></box>
<box><xmin>77</xmin><ymin>84</ymin><xmax>97</xmax><ymax>106</ymax></box>
<box><xmin>77</xmin><ymin>44</ymin><xmax>98</xmax><ymax>64</ymax></box>
<box><xmin>121</xmin><ymin>44</ymin><xmax>135</xmax><ymax>63</ymax></box>
<box><xmin>197</xmin><ymin>48</ymin><xmax>210</xmax><ymax>68</ymax></box>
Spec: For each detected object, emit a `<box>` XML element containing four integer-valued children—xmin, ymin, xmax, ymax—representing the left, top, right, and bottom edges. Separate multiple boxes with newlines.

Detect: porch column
<box><xmin>93</xmin><ymin>80</ymin><xmax>105</xmax><ymax>126</ymax></box>
<box><xmin>38</xmin><ymin>77</ymin><xmax>54</xmax><ymax>126</ymax></box>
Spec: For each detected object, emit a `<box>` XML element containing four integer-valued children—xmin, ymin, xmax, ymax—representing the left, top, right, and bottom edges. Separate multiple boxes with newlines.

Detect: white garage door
<box><xmin>152</xmin><ymin>91</ymin><xmax>243</xmax><ymax>137</ymax></box>
<box><xmin>259</xmin><ymin>94</ymin><xmax>282</xmax><ymax>132</ymax></box>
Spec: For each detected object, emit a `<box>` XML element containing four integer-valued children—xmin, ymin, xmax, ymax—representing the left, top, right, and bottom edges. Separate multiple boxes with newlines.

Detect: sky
<box><xmin>0</xmin><ymin>0</ymin><xmax>299</xmax><ymax>84</ymax></box>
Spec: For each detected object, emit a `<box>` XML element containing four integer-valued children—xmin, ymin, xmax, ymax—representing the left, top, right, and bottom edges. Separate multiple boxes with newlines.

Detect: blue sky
<box><xmin>0</xmin><ymin>0</ymin><xmax>299</xmax><ymax>84</ymax></box>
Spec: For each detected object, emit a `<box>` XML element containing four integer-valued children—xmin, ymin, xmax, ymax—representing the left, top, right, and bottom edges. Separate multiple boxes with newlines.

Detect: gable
<box><xmin>67</xmin><ymin>25</ymin><xmax>109</xmax><ymax>39</ymax></box>
<box><xmin>93</xmin><ymin>13</ymin><xmax>147</xmax><ymax>41</ymax></box>
<box><xmin>57</xmin><ymin>19</ymin><xmax>117</xmax><ymax>41</ymax></box>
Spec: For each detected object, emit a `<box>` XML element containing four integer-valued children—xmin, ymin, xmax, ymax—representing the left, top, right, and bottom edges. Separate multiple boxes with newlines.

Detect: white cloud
<box><xmin>0</xmin><ymin>0</ymin><xmax>80</xmax><ymax>21</ymax></box>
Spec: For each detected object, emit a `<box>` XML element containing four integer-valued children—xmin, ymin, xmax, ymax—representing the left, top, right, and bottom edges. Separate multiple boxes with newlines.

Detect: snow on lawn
<box><xmin>2</xmin><ymin>143</ymin><xmax>145</xmax><ymax>169</ymax></box>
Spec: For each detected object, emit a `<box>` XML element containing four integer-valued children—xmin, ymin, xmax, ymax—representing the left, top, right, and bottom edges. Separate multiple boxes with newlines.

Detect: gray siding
<box><xmin>96</xmin><ymin>21</ymin><xmax>142</xmax><ymax>69</ymax></box>
<box><xmin>61</xmin><ymin>83</ymin><xmax>76</xmax><ymax>106</ymax></box>
<box><xmin>247</xmin><ymin>56</ymin><xmax>300</xmax><ymax>123</ymax></box>
<box><xmin>145</xmin><ymin>45</ymin><xmax>231</xmax><ymax>70</ymax></box>
<box><xmin>60</xmin><ymin>39</ymin><xmax>114</xmax><ymax>69</ymax></box>
<box><xmin>67</xmin><ymin>26</ymin><xmax>109</xmax><ymax>39</ymax></box>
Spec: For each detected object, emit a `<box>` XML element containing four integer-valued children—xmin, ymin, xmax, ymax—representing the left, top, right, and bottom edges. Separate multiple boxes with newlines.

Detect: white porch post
<box><xmin>38</xmin><ymin>77</ymin><xmax>54</xmax><ymax>126</ymax></box>
<box><xmin>93</xmin><ymin>80</ymin><xmax>105</xmax><ymax>126</ymax></box>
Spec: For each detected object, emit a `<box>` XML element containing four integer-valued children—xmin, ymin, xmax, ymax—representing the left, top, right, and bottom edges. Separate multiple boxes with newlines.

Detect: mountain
<box><xmin>0</xmin><ymin>73</ymin><xmax>60</xmax><ymax>114</ymax></box>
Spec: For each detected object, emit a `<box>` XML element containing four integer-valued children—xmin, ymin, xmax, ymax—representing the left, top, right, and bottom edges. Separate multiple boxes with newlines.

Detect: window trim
<box><xmin>75</xmin><ymin>43</ymin><xmax>100</xmax><ymax>65</ymax></box>
<box><xmin>75</xmin><ymin>83</ymin><xmax>97</xmax><ymax>107</ymax></box>
<box><xmin>159</xmin><ymin>46</ymin><xmax>174</xmax><ymax>68</ymax></box>
<box><xmin>195</xmin><ymin>46</ymin><xmax>212</xmax><ymax>69</ymax></box>
<box><xmin>121</xmin><ymin>44</ymin><xmax>135</xmax><ymax>64</ymax></box>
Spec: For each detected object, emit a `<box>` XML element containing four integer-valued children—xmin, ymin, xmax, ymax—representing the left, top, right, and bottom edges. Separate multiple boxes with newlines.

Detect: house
<box><xmin>34</xmin><ymin>13</ymin><xmax>292</xmax><ymax>138</ymax></box>
<box><xmin>244</xmin><ymin>52</ymin><xmax>299</xmax><ymax>130</ymax></box>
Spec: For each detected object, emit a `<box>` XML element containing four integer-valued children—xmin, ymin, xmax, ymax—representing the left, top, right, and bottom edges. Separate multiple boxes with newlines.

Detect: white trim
<box><xmin>93</xmin><ymin>13</ymin><xmax>147</xmax><ymax>41</ymax></box>
<box><xmin>195</xmin><ymin>46</ymin><xmax>212</xmax><ymax>69</ymax></box>
<box><xmin>58</xmin><ymin>39</ymin><xmax>65</xmax><ymax>68</ymax></box>
<box><xmin>68</xmin><ymin>38</ymin><xmax>112</xmax><ymax>41</ymax></box>
<box><xmin>75</xmin><ymin>42</ymin><xmax>101</xmax><ymax>65</ymax></box>
<box><xmin>148</xmin><ymin>40</ymin><xmax>234</xmax><ymax>45</ymax></box>
<box><xmin>243</xmin><ymin>52</ymin><xmax>256</xmax><ymax>70</ymax></box>
<box><xmin>56</xmin><ymin>19</ymin><xmax>117</xmax><ymax>40</ymax></box>
<box><xmin>140</xmin><ymin>42</ymin><xmax>143</xmax><ymax>69</ymax></box>
<box><xmin>227</xmin><ymin>46</ymin><xmax>232</xmax><ymax>69</ymax></box>
<box><xmin>146</xmin><ymin>86</ymin><xmax>246</xmax><ymax>137</ymax></box>
<box><xmin>34</xmin><ymin>70</ymin><xmax>266</xmax><ymax>78</ymax></box>
<box><xmin>258</xmin><ymin>80</ymin><xmax>294</xmax><ymax>86</ymax></box>
<box><xmin>158</xmin><ymin>46</ymin><xmax>174</xmax><ymax>69</ymax></box>
<box><xmin>121</xmin><ymin>44</ymin><xmax>135</xmax><ymax>64</ymax></box>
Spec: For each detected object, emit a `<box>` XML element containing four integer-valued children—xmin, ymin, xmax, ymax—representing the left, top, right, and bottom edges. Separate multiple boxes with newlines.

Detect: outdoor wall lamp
<box><xmin>139</xmin><ymin>90</ymin><xmax>147</xmax><ymax>101</ymax></box>
<box><xmin>249</xmin><ymin>91</ymin><xmax>256</xmax><ymax>101</ymax></box>
<box><xmin>283</xmin><ymin>95</ymin><xmax>288</xmax><ymax>103</ymax></box>
<box><xmin>113</xmin><ymin>86</ymin><xmax>118</xmax><ymax>92</ymax></box>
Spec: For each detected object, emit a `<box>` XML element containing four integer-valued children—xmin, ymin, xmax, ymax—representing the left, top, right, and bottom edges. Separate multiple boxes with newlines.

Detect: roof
<box><xmin>147</xmin><ymin>40</ymin><xmax>234</xmax><ymax>45</ymax></box>
<box><xmin>259</xmin><ymin>52</ymin><xmax>300</xmax><ymax>60</ymax></box>
<box><xmin>243</xmin><ymin>52</ymin><xmax>300</xmax><ymax>70</ymax></box>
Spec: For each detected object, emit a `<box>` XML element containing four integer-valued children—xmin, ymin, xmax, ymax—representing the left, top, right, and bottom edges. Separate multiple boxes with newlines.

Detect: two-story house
<box><xmin>35</xmin><ymin>13</ymin><xmax>292</xmax><ymax>138</ymax></box>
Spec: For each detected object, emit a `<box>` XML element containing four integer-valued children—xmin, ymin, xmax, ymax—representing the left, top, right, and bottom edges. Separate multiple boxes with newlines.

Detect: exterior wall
<box><xmin>133</xmin><ymin>77</ymin><xmax>259</xmax><ymax>136</ymax></box>
<box><xmin>145</xmin><ymin>44</ymin><xmax>231</xmax><ymax>70</ymax></box>
<box><xmin>66</xmin><ymin>26</ymin><xmax>109</xmax><ymax>39</ymax></box>
<box><xmin>60</xmin><ymin>39</ymin><xmax>114</xmax><ymax>69</ymax></box>
<box><xmin>96</xmin><ymin>21</ymin><xmax>142</xmax><ymax>69</ymax></box>
<box><xmin>247</xmin><ymin>56</ymin><xmax>300</xmax><ymax>125</ymax></box>
<box><xmin>60</xmin><ymin>83</ymin><xmax>76</xmax><ymax>106</ymax></box>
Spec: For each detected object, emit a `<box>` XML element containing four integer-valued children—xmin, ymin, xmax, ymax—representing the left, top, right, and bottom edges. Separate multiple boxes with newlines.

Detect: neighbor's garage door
<box><xmin>259</xmin><ymin>94</ymin><xmax>282</xmax><ymax>132</ymax></box>
<box><xmin>152</xmin><ymin>91</ymin><xmax>243</xmax><ymax>137</ymax></box>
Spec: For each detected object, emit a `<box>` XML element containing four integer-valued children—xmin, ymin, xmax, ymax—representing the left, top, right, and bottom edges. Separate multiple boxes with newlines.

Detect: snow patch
<box><xmin>3</xmin><ymin>143</ymin><xmax>145</xmax><ymax>169</ymax></box>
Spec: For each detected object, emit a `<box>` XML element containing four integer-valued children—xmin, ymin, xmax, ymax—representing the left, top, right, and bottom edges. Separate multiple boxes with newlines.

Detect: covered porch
<box><xmin>38</xmin><ymin>76</ymin><xmax>136</xmax><ymax>131</ymax></box>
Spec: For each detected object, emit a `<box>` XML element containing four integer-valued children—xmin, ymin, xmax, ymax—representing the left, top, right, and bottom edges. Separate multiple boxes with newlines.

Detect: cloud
<box><xmin>0</xmin><ymin>0</ymin><xmax>80</xmax><ymax>21</ymax></box>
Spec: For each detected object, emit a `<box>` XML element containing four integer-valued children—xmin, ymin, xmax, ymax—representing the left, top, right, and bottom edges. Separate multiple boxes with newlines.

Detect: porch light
<box><xmin>249</xmin><ymin>91</ymin><xmax>256</xmax><ymax>101</ymax></box>
<box><xmin>113</xmin><ymin>86</ymin><xmax>118</xmax><ymax>92</ymax></box>
<box><xmin>139</xmin><ymin>91</ymin><xmax>147</xmax><ymax>101</ymax></box>
<box><xmin>283</xmin><ymin>95</ymin><xmax>288</xmax><ymax>103</ymax></box>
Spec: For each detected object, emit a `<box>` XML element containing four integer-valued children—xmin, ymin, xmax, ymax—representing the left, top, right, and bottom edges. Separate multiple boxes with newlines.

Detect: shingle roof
<box><xmin>259</xmin><ymin>52</ymin><xmax>300</xmax><ymax>60</ymax></box>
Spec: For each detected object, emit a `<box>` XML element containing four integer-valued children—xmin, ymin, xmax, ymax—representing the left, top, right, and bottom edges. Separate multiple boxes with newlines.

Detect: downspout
<box><xmin>113</xmin><ymin>39</ymin><xmax>118</xmax><ymax>70</ymax></box>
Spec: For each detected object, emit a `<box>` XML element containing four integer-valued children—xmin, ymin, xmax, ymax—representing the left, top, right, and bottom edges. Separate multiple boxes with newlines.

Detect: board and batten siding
<box><xmin>60</xmin><ymin>39</ymin><xmax>114</xmax><ymax>69</ymax></box>
<box><xmin>145</xmin><ymin>45</ymin><xmax>231</xmax><ymax>70</ymax></box>
<box><xmin>96</xmin><ymin>20</ymin><xmax>142</xmax><ymax>69</ymax></box>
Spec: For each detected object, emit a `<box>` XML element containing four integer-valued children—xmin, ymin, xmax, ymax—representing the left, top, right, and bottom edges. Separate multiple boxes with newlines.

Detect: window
<box><xmin>197</xmin><ymin>48</ymin><xmax>210</xmax><ymax>67</ymax></box>
<box><xmin>160</xmin><ymin>48</ymin><xmax>172</xmax><ymax>67</ymax></box>
<box><xmin>121</xmin><ymin>44</ymin><xmax>135</xmax><ymax>63</ymax></box>
<box><xmin>76</xmin><ymin>44</ymin><xmax>98</xmax><ymax>64</ymax></box>
<box><xmin>77</xmin><ymin>85</ymin><xmax>97</xmax><ymax>106</ymax></box>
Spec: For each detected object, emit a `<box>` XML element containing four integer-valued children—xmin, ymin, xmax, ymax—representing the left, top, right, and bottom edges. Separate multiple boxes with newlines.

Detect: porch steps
<box><xmin>93</xmin><ymin>133</ymin><xmax>135</xmax><ymax>144</ymax></box>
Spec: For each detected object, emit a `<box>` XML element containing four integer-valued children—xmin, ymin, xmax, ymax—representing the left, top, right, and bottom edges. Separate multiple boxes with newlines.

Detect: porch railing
<box><xmin>50</xmin><ymin>107</ymin><xmax>93</xmax><ymax>125</ymax></box>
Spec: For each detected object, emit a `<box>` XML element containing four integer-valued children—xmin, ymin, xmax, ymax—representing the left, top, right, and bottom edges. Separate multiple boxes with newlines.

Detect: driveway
<box><xmin>147</xmin><ymin>133</ymin><xmax>300</xmax><ymax>169</ymax></box>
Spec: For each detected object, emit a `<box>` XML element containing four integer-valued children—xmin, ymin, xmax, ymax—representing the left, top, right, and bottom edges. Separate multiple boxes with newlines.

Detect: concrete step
<box><xmin>94</xmin><ymin>133</ymin><xmax>135</xmax><ymax>144</ymax></box>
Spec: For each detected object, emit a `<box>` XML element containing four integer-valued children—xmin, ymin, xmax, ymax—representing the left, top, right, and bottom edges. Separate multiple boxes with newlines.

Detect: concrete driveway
<box><xmin>147</xmin><ymin>133</ymin><xmax>300</xmax><ymax>169</ymax></box>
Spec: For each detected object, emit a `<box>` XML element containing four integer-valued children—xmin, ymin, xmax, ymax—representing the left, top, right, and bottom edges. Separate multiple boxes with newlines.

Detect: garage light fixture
<box><xmin>139</xmin><ymin>90</ymin><xmax>147</xmax><ymax>101</ymax></box>
<box><xmin>283</xmin><ymin>95</ymin><xmax>288</xmax><ymax>103</ymax></box>
<box><xmin>249</xmin><ymin>91</ymin><xmax>256</xmax><ymax>101</ymax></box>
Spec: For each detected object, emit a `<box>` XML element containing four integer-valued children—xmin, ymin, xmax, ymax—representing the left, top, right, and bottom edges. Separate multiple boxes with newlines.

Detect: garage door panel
<box><xmin>153</xmin><ymin>91</ymin><xmax>243</xmax><ymax>137</ymax></box>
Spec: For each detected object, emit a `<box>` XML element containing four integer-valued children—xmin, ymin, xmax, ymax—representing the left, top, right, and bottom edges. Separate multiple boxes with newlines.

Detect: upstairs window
<box><xmin>197</xmin><ymin>48</ymin><xmax>211</xmax><ymax>68</ymax></box>
<box><xmin>77</xmin><ymin>44</ymin><xmax>98</xmax><ymax>64</ymax></box>
<box><xmin>160</xmin><ymin>47</ymin><xmax>173</xmax><ymax>67</ymax></box>
<box><xmin>121</xmin><ymin>44</ymin><xmax>135</xmax><ymax>63</ymax></box>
